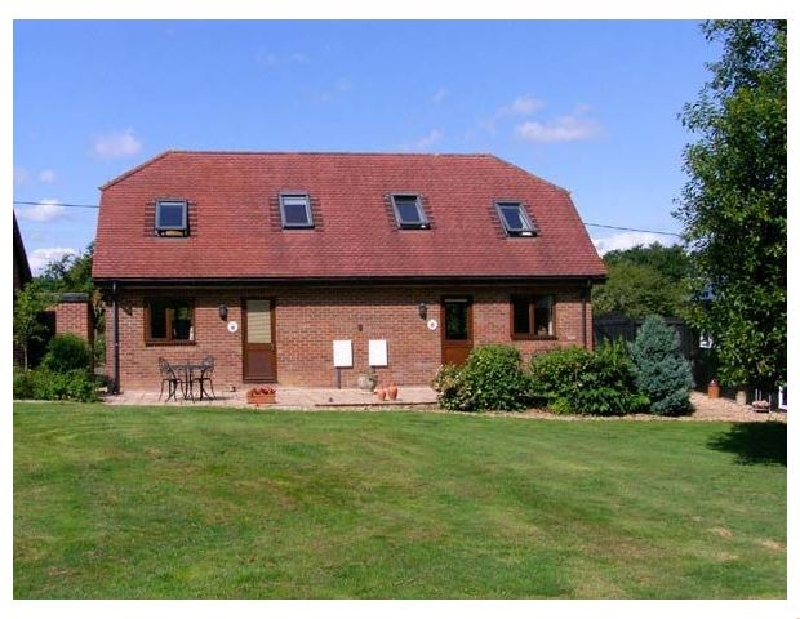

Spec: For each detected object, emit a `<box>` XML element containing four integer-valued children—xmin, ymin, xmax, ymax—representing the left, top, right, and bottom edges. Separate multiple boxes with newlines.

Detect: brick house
<box><xmin>92</xmin><ymin>151</ymin><xmax>606</xmax><ymax>393</ymax></box>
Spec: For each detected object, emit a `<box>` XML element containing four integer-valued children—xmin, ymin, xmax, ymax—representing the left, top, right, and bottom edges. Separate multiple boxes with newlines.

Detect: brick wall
<box><xmin>54</xmin><ymin>299</ymin><xmax>94</xmax><ymax>349</ymax></box>
<box><xmin>107</xmin><ymin>284</ymin><xmax>592</xmax><ymax>392</ymax></box>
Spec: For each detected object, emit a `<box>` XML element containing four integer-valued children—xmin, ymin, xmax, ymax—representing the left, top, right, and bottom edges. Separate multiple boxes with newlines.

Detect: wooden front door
<box><xmin>442</xmin><ymin>298</ymin><xmax>473</xmax><ymax>366</ymax></box>
<box><xmin>243</xmin><ymin>298</ymin><xmax>277</xmax><ymax>382</ymax></box>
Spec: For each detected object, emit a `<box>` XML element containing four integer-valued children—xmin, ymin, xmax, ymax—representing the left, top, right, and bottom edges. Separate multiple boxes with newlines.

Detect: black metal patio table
<box><xmin>172</xmin><ymin>360</ymin><xmax>214</xmax><ymax>401</ymax></box>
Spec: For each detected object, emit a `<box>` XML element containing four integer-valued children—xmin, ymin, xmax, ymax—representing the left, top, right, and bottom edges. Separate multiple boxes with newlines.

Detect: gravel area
<box><xmin>474</xmin><ymin>392</ymin><xmax>787</xmax><ymax>422</ymax></box>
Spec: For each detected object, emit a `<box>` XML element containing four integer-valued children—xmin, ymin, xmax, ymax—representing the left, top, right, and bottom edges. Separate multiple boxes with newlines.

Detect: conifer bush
<box><xmin>629</xmin><ymin>315</ymin><xmax>694</xmax><ymax>415</ymax></box>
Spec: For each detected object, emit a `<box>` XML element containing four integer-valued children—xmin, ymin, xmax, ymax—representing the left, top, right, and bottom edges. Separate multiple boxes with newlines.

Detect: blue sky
<box><xmin>12</xmin><ymin>18</ymin><xmax>722</xmax><ymax>273</ymax></box>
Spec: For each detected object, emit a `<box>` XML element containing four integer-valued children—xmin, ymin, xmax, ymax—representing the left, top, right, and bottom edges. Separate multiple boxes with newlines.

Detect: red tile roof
<box><xmin>92</xmin><ymin>151</ymin><xmax>605</xmax><ymax>281</ymax></box>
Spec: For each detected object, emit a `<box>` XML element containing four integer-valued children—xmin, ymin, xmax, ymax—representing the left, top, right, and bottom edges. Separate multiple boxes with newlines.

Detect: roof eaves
<box><xmin>98</xmin><ymin>150</ymin><xmax>175</xmax><ymax>191</ymax></box>
<box><xmin>488</xmin><ymin>153</ymin><xmax>571</xmax><ymax>195</ymax></box>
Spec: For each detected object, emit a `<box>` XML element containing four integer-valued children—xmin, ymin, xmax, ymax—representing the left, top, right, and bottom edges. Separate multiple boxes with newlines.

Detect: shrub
<box><xmin>434</xmin><ymin>345</ymin><xmax>530</xmax><ymax>411</ymax></box>
<box><xmin>629</xmin><ymin>315</ymin><xmax>694</xmax><ymax>415</ymax></box>
<box><xmin>14</xmin><ymin>367</ymin><xmax>35</xmax><ymax>400</ymax></box>
<box><xmin>529</xmin><ymin>342</ymin><xmax>648</xmax><ymax>415</ymax></box>
<box><xmin>18</xmin><ymin>368</ymin><xmax>100</xmax><ymax>402</ymax></box>
<box><xmin>41</xmin><ymin>334</ymin><xmax>92</xmax><ymax>373</ymax></box>
<box><xmin>432</xmin><ymin>364</ymin><xmax>472</xmax><ymax>411</ymax></box>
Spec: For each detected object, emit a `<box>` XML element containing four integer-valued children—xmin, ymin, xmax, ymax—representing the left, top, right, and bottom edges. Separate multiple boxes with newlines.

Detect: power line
<box><xmin>13</xmin><ymin>200</ymin><xmax>684</xmax><ymax>237</ymax></box>
<box><xmin>14</xmin><ymin>200</ymin><xmax>99</xmax><ymax>209</ymax></box>
<box><xmin>585</xmin><ymin>223</ymin><xmax>682</xmax><ymax>237</ymax></box>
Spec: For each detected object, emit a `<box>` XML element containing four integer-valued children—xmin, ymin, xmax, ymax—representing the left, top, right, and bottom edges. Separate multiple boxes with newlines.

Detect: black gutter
<box><xmin>95</xmin><ymin>274</ymin><xmax>607</xmax><ymax>289</ymax></box>
<box><xmin>112</xmin><ymin>281</ymin><xmax>121</xmax><ymax>395</ymax></box>
<box><xmin>582</xmin><ymin>279</ymin><xmax>591</xmax><ymax>348</ymax></box>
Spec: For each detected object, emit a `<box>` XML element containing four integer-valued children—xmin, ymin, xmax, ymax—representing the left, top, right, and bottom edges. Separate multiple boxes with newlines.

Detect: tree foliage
<box><xmin>592</xmin><ymin>243</ymin><xmax>691</xmax><ymax>319</ymax></box>
<box><xmin>13</xmin><ymin>280</ymin><xmax>56</xmax><ymax>370</ymax></box>
<box><xmin>629</xmin><ymin>316</ymin><xmax>694</xmax><ymax>416</ymax></box>
<box><xmin>676</xmin><ymin>20</ymin><xmax>786</xmax><ymax>391</ymax></box>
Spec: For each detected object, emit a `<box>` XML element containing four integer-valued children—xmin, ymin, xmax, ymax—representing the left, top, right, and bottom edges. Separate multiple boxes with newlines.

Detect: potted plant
<box><xmin>247</xmin><ymin>386</ymin><xmax>276</xmax><ymax>405</ymax></box>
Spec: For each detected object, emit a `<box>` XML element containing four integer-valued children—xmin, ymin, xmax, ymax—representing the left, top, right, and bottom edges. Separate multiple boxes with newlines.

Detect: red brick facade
<box><xmin>53</xmin><ymin>299</ymin><xmax>94</xmax><ymax>350</ymax></box>
<box><xmin>107</xmin><ymin>283</ymin><xmax>593</xmax><ymax>392</ymax></box>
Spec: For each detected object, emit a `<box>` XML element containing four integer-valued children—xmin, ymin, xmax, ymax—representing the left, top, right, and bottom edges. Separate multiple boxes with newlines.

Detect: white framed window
<box><xmin>495</xmin><ymin>201</ymin><xmax>537</xmax><ymax>237</ymax></box>
<box><xmin>279</xmin><ymin>193</ymin><xmax>314</xmax><ymax>229</ymax></box>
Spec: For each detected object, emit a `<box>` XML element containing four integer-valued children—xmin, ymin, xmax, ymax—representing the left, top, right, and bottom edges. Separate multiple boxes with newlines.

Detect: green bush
<box><xmin>432</xmin><ymin>364</ymin><xmax>472</xmax><ymax>411</ymax></box>
<box><xmin>41</xmin><ymin>334</ymin><xmax>92</xmax><ymax>373</ymax></box>
<box><xmin>629</xmin><ymin>316</ymin><xmax>694</xmax><ymax>415</ymax></box>
<box><xmin>14</xmin><ymin>367</ymin><xmax>35</xmax><ymax>399</ymax></box>
<box><xmin>435</xmin><ymin>345</ymin><xmax>530</xmax><ymax>411</ymax></box>
<box><xmin>15</xmin><ymin>367</ymin><xmax>100</xmax><ymax>402</ymax></box>
<box><xmin>529</xmin><ymin>342</ymin><xmax>648</xmax><ymax>415</ymax></box>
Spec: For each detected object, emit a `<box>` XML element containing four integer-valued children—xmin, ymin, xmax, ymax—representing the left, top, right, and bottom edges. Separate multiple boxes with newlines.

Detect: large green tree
<box><xmin>13</xmin><ymin>280</ymin><xmax>56</xmax><ymax>370</ymax></box>
<box><xmin>592</xmin><ymin>242</ymin><xmax>691</xmax><ymax>319</ymax></box>
<box><xmin>676</xmin><ymin>20</ymin><xmax>786</xmax><ymax>391</ymax></box>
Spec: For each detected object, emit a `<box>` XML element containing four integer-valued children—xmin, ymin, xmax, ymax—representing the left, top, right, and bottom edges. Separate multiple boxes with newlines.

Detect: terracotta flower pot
<box><xmin>376</xmin><ymin>387</ymin><xmax>387</xmax><ymax>401</ymax></box>
<box><xmin>387</xmin><ymin>384</ymin><xmax>398</xmax><ymax>400</ymax></box>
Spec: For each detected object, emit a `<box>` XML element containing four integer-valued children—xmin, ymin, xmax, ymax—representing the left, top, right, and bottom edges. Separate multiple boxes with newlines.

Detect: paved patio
<box><xmin>103</xmin><ymin>385</ymin><xmax>440</xmax><ymax>410</ymax></box>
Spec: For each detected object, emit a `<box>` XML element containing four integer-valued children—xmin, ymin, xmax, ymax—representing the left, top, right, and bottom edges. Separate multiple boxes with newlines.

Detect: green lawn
<box><xmin>13</xmin><ymin>402</ymin><xmax>786</xmax><ymax>599</ymax></box>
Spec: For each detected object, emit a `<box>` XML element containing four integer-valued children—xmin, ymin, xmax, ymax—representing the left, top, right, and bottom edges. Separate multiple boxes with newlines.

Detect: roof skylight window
<box><xmin>391</xmin><ymin>194</ymin><xmax>429</xmax><ymax>229</ymax></box>
<box><xmin>495</xmin><ymin>201</ymin><xmax>537</xmax><ymax>237</ymax></box>
<box><xmin>279</xmin><ymin>193</ymin><xmax>314</xmax><ymax>229</ymax></box>
<box><xmin>155</xmin><ymin>199</ymin><xmax>188</xmax><ymax>237</ymax></box>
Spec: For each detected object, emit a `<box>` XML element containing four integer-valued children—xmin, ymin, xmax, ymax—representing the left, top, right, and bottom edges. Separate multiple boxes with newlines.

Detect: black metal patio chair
<box><xmin>158</xmin><ymin>357</ymin><xmax>183</xmax><ymax>402</ymax></box>
<box><xmin>187</xmin><ymin>354</ymin><xmax>216</xmax><ymax>401</ymax></box>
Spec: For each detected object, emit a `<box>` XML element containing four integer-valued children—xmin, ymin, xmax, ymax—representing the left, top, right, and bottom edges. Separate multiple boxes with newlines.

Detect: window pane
<box><xmin>247</xmin><ymin>299</ymin><xmax>272</xmax><ymax>344</ymax></box>
<box><xmin>445</xmin><ymin>302</ymin><xmax>468</xmax><ymax>340</ymax></box>
<box><xmin>281</xmin><ymin>196</ymin><xmax>311</xmax><ymax>226</ymax></box>
<box><xmin>157</xmin><ymin>202</ymin><xmax>186</xmax><ymax>229</ymax></box>
<box><xmin>150</xmin><ymin>300</ymin><xmax>167</xmax><ymax>339</ymax></box>
<box><xmin>395</xmin><ymin>197</ymin><xmax>422</xmax><ymax>224</ymax></box>
<box><xmin>513</xmin><ymin>298</ymin><xmax>531</xmax><ymax>334</ymax></box>
<box><xmin>533</xmin><ymin>296</ymin><xmax>553</xmax><ymax>335</ymax></box>
<box><xmin>172</xmin><ymin>302</ymin><xmax>193</xmax><ymax>340</ymax></box>
<box><xmin>501</xmin><ymin>206</ymin><xmax>524</xmax><ymax>230</ymax></box>
<box><xmin>283</xmin><ymin>202</ymin><xmax>310</xmax><ymax>225</ymax></box>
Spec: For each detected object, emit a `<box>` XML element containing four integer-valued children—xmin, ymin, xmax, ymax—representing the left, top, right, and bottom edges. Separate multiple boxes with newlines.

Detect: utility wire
<box><xmin>585</xmin><ymin>223</ymin><xmax>682</xmax><ymax>237</ymax></box>
<box><xmin>13</xmin><ymin>200</ymin><xmax>683</xmax><ymax>237</ymax></box>
<box><xmin>14</xmin><ymin>200</ymin><xmax>99</xmax><ymax>209</ymax></box>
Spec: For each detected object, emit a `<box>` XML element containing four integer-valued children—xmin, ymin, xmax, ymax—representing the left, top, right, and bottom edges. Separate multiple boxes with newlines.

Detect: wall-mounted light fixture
<box><xmin>418</xmin><ymin>302</ymin><xmax>428</xmax><ymax>320</ymax></box>
<box><xmin>218</xmin><ymin>304</ymin><xmax>228</xmax><ymax>321</ymax></box>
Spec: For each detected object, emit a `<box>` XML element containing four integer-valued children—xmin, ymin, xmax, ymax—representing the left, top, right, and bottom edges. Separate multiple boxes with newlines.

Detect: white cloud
<box><xmin>29</xmin><ymin>247</ymin><xmax>80</xmax><ymax>275</ymax></box>
<box><xmin>413</xmin><ymin>128</ymin><xmax>443</xmax><ymax>150</ymax></box>
<box><xmin>515</xmin><ymin>113</ymin><xmax>602</xmax><ymax>143</ymax></box>
<box><xmin>504</xmin><ymin>94</ymin><xmax>545</xmax><ymax>116</ymax></box>
<box><xmin>432</xmin><ymin>87</ymin><xmax>448</xmax><ymax>104</ymax></box>
<box><xmin>592</xmin><ymin>232</ymin><xmax>679</xmax><ymax>256</ymax></box>
<box><xmin>38</xmin><ymin>169</ymin><xmax>56</xmax><ymax>183</ymax></box>
<box><xmin>483</xmin><ymin>94</ymin><xmax>546</xmax><ymax>134</ymax></box>
<box><xmin>256</xmin><ymin>49</ymin><xmax>309</xmax><ymax>67</ymax></box>
<box><xmin>16</xmin><ymin>199</ymin><xmax>68</xmax><ymax>223</ymax></box>
<box><xmin>92</xmin><ymin>128</ymin><xmax>142</xmax><ymax>159</ymax></box>
<box><xmin>14</xmin><ymin>167</ymin><xmax>29</xmax><ymax>186</ymax></box>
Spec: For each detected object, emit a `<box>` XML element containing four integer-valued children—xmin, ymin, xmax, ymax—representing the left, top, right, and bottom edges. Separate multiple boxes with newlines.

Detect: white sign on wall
<box><xmin>368</xmin><ymin>339</ymin><xmax>388</xmax><ymax>367</ymax></box>
<box><xmin>333</xmin><ymin>339</ymin><xmax>353</xmax><ymax>368</ymax></box>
